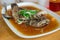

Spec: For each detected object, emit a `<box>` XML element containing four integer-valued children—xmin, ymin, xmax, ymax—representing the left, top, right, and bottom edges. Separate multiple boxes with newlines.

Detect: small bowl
<box><xmin>1</xmin><ymin>2</ymin><xmax>60</xmax><ymax>38</ymax></box>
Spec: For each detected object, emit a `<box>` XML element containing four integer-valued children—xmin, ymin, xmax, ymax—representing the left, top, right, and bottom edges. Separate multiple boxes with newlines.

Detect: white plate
<box><xmin>1</xmin><ymin>2</ymin><xmax>60</xmax><ymax>38</ymax></box>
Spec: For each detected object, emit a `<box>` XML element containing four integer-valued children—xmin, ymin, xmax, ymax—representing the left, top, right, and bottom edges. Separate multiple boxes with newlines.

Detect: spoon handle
<box><xmin>16</xmin><ymin>0</ymin><xmax>22</xmax><ymax>3</ymax></box>
<box><xmin>2</xmin><ymin>2</ymin><xmax>12</xmax><ymax>19</ymax></box>
<box><xmin>3</xmin><ymin>2</ymin><xmax>7</xmax><ymax>13</ymax></box>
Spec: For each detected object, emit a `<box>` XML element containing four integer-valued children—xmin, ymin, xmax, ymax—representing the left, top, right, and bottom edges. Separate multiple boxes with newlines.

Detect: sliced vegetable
<box><xmin>17</xmin><ymin>9</ymin><xmax>38</xmax><ymax>19</ymax></box>
<box><xmin>28</xmin><ymin>10</ymin><xmax>38</xmax><ymax>15</ymax></box>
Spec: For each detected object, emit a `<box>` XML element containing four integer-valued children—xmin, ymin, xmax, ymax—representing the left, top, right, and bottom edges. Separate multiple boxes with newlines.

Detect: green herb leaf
<box><xmin>17</xmin><ymin>10</ymin><xmax>38</xmax><ymax>19</ymax></box>
<box><xmin>28</xmin><ymin>10</ymin><xmax>38</xmax><ymax>15</ymax></box>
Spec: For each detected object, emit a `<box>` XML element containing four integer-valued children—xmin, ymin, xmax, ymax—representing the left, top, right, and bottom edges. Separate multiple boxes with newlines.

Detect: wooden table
<box><xmin>0</xmin><ymin>6</ymin><xmax>60</xmax><ymax>40</ymax></box>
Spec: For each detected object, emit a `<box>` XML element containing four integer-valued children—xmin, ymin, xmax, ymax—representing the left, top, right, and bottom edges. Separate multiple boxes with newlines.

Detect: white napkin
<box><xmin>22</xmin><ymin>0</ymin><xmax>49</xmax><ymax>8</ymax></box>
<box><xmin>0</xmin><ymin>0</ymin><xmax>16</xmax><ymax>5</ymax></box>
<box><xmin>39</xmin><ymin>0</ymin><xmax>49</xmax><ymax>8</ymax></box>
<box><xmin>22</xmin><ymin>0</ymin><xmax>38</xmax><ymax>2</ymax></box>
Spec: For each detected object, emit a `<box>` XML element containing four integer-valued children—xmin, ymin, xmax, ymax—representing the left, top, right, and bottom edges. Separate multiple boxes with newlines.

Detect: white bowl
<box><xmin>1</xmin><ymin>2</ymin><xmax>60</xmax><ymax>38</ymax></box>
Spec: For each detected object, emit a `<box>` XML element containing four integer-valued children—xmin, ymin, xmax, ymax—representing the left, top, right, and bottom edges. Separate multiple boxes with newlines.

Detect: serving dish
<box><xmin>1</xmin><ymin>2</ymin><xmax>60</xmax><ymax>38</ymax></box>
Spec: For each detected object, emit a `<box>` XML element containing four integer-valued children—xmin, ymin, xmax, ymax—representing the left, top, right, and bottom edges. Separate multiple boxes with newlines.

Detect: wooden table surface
<box><xmin>0</xmin><ymin>6</ymin><xmax>60</xmax><ymax>40</ymax></box>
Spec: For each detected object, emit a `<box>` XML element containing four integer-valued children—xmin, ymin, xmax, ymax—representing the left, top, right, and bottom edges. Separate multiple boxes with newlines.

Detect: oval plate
<box><xmin>1</xmin><ymin>2</ymin><xmax>60</xmax><ymax>38</ymax></box>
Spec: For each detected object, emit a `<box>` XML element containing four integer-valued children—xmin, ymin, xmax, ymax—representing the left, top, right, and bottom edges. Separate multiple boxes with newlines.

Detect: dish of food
<box><xmin>1</xmin><ymin>2</ymin><xmax>60</xmax><ymax>38</ymax></box>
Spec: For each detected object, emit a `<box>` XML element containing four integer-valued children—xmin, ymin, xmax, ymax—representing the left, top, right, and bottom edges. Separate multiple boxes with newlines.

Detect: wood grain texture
<box><xmin>0</xmin><ymin>6</ymin><xmax>60</xmax><ymax>40</ymax></box>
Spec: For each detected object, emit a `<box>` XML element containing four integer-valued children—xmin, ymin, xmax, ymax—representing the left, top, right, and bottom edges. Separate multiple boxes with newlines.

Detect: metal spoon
<box><xmin>2</xmin><ymin>0</ymin><xmax>23</xmax><ymax>19</ymax></box>
<box><xmin>2</xmin><ymin>2</ymin><xmax>12</xmax><ymax>19</ymax></box>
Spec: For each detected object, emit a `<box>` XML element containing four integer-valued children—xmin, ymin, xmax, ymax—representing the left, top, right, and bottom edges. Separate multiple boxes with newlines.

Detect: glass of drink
<box><xmin>49</xmin><ymin>0</ymin><xmax>60</xmax><ymax>12</ymax></box>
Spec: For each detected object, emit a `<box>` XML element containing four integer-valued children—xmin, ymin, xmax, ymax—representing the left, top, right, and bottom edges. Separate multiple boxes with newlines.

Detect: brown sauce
<box><xmin>7</xmin><ymin>6</ymin><xmax>59</xmax><ymax>36</ymax></box>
